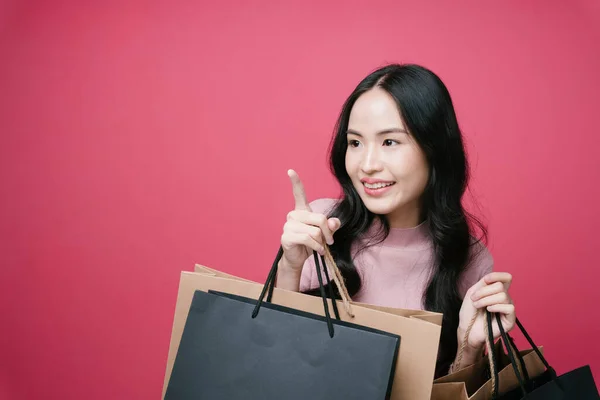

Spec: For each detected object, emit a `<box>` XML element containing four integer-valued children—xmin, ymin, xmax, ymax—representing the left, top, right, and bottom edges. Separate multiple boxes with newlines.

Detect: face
<box><xmin>345</xmin><ymin>88</ymin><xmax>429</xmax><ymax>228</ymax></box>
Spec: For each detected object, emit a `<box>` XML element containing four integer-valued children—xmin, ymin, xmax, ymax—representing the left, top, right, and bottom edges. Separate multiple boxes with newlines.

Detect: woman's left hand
<box><xmin>458</xmin><ymin>272</ymin><xmax>516</xmax><ymax>351</ymax></box>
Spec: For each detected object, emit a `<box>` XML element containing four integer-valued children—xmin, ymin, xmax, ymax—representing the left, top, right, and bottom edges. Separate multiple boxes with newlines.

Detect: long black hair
<box><xmin>304</xmin><ymin>63</ymin><xmax>487</xmax><ymax>378</ymax></box>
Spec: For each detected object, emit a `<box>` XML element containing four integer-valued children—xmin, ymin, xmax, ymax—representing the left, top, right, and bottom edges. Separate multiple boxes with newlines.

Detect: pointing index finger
<box><xmin>288</xmin><ymin>169</ymin><xmax>311</xmax><ymax>211</ymax></box>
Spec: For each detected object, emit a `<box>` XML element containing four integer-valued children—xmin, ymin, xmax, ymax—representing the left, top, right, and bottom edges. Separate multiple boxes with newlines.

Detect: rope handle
<box><xmin>321</xmin><ymin>244</ymin><xmax>354</xmax><ymax>318</ymax></box>
<box><xmin>452</xmin><ymin>310</ymin><xmax>523</xmax><ymax>379</ymax></box>
<box><xmin>451</xmin><ymin>311</ymin><xmax>479</xmax><ymax>373</ymax></box>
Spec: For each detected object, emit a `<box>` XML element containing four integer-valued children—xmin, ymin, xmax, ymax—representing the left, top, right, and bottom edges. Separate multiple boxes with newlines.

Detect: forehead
<box><xmin>348</xmin><ymin>88</ymin><xmax>406</xmax><ymax>132</ymax></box>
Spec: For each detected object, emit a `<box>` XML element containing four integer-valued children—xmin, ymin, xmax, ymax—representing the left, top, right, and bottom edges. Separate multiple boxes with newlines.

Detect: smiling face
<box><xmin>345</xmin><ymin>87</ymin><xmax>430</xmax><ymax>228</ymax></box>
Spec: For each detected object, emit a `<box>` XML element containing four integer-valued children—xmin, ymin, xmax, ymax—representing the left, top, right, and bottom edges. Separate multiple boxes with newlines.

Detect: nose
<box><xmin>361</xmin><ymin>145</ymin><xmax>384</xmax><ymax>174</ymax></box>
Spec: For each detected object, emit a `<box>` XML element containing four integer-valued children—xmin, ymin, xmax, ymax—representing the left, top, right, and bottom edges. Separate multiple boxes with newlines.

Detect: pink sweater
<box><xmin>299</xmin><ymin>198</ymin><xmax>494</xmax><ymax>310</ymax></box>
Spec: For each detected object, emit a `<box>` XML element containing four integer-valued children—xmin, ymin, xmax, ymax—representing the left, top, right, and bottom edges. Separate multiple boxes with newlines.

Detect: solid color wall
<box><xmin>1</xmin><ymin>1</ymin><xmax>599</xmax><ymax>398</ymax></box>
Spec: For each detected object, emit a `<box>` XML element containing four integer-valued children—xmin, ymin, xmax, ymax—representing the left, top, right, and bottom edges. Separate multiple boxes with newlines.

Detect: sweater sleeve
<box><xmin>298</xmin><ymin>198</ymin><xmax>339</xmax><ymax>293</ymax></box>
<box><xmin>458</xmin><ymin>240</ymin><xmax>494</xmax><ymax>299</ymax></box>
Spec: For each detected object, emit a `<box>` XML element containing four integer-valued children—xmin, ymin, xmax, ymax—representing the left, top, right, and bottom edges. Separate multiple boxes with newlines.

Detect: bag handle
<box><xmin>451</xmin><ymin>312</ymin><xmax>479</xmax><ymax>373</ymax></box>
<box><xmin>513</xmin><ymin>318</ymin><xmax>555</xmax><ymax>377</ymax></box>
<box><xmin>264</xmin><ymin>243</ymin><xmax>354</xmax><ymax>317</ymax></box>
<box><xmin>485</xmin><ymin>311</ymin><xmax>502</xmax><ymax>398</ymax></box>
<box><xmin>263</xmin><ymin>252</ymin><xmax>342</xmax><ymax>321</ymax></box>
<box><xmin>486</xmin><ymin>314</ymin><xmax>530</xmax><ymax>393</ymax></box>
<box><xmin>488</xmin><ymin>311</ymin><xmax>565</xmax><ymax>399</ymax></box>
<box><xmin>491</xmin><ymin>313</ymin><xmax>563</xmax><ymax>398</ymax></box>
<box><xmin>452</xmin><ymin>311</ymin><xmax>525</xmax><ymax>375</ymax></box>
<box><xmin>312</xmin><ymin>251</ymin><xmax>337</xmax><ymax>337</ymax></box>
<box><xmin>505</xmin><ymin>333</ymin><xmax>530</xmax><ymax>382</ymax></box>
<box><xmin>489</xmin><ymin>312</ymin><xmax>529</xmax><ymax>399</ymax></box>
<box><xmin>453</xmin><ymin>309</ymin><xmax>529</xmax><ymax>393</ymax></box>
<box><xmin>316</xmin><ymin>253</ymin><xmax>341</xmax><ymax>320</ymax></box>
<box><xmin>321</xmin><ymin>245</ymin><xmax>355</xmax><ymax>317</ymax></box>
<box><xmin>251</xmin><ymin>245</ymin><xmax>352</xmax><ymax>337</ymax></box>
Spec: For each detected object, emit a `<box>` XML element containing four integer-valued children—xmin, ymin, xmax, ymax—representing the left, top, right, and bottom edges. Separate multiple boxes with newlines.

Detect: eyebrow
<box><xmin>346</xmin><ymin>128</ymin><xmax>408</xmax><ymax>136</ymax></box>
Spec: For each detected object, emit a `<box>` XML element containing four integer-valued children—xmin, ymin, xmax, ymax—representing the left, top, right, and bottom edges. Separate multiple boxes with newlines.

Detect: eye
<box><xmin>348</xmin><ymin>140</ymin><xmax>361</xmax><ymax>148</ymax></box>
<box><xmin>383</xmin><ymin>139</ymin><xmax>399</xmax><ymax>146</ymax></box>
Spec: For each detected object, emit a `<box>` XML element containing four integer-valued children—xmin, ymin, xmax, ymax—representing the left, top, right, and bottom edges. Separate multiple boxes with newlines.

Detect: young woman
<box><xmin>275</xmin><ymin>63</ymin><xmax>515</xmax><ymax>378</ymax></box>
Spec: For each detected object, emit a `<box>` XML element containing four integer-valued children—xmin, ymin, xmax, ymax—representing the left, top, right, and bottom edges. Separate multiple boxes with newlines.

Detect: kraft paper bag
<box><xmin>432</xmin><ymin>347</ymin><xmax>546</xmax><ymax>400</ymax></box>
<box><xmin>432</xmin><ymin>311</ymin><xmax>549</xmax><ymax>400</ymax></box>
<box><xmin>193</xmin><ymin>264</ymin><xmax>443</xmax><ymax>324</ymax></box>
<box><xmin>162</xmin><ymin>266</ymin><xmax>443</xmax><ymax>400</ymax></box>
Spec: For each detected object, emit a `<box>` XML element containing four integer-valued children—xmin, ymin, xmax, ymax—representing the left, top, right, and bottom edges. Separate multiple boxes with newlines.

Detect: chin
<box><xmin>359</xmin><ymin>197</ymin><xmax>398</xmax><ymax>216</ymax></box>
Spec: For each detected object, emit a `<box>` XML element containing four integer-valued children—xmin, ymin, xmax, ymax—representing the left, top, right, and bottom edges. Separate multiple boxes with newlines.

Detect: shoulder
<box><xmin>458</xmin><ymin>239</ymin><xmax>494</xmax><ymax>298</ymax></box>
<box><xmin>308</xmin><ymin>198</ymin><xmax>339</xmax><ymax>215</ymax></box>
<box><xmin>468</xmin><ymin>239</ymin><xmax>494</xmax><ymax>272</ymax></box>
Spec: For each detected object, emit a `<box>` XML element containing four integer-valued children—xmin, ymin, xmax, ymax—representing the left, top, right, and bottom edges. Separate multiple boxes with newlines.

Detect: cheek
<box><xmin>345</xmin><ymin>152</ymin><xmax>358</xmax><ymax>179</ymax></box>
<box><xmin>413</xmin><ymin>154</ymin><xmax>430</xmax><ymax>189</ymax></box>
<box><xmin>391</xmin><ymin>149</ymin><xmax>429</xmax><ymax>183</ymax></box>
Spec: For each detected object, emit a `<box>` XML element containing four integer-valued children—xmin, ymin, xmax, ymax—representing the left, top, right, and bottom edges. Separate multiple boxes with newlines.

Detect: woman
<box><xmin>275</xmin><ymin>63</ymin><xmax>515</xmax><ymax>378</ymax></box>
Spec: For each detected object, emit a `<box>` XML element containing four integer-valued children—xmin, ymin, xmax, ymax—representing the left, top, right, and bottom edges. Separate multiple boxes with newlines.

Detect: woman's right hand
<box><xmin>280</xmin><ymin>170</ymin><xmax>341</xmax><ymax>272</ymax></box>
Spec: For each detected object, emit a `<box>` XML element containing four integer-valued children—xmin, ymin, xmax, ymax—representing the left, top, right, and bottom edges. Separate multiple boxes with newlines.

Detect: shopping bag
<box><xmin>432</xmin><ymin>311</ymin><xmax>600</xmax><ymax>400</ymax></box>
<box><xmin>432</xmin><ymin>342</ymin><xmax>546</xmax><ymax>399</ymax></box>
<box><xmin>162</xmin><ymin>249</ymin><xmax>443</xmax><ymax>400</ymax></box>
<box><xmin>431</xmin><ymin>310</ymin><xmax>548</xmax><ymax>400</ymax></box>
<box><xmin>489</xmin><ymin>312</ymin><xmax>600</xmax><ymax>399</ymax></box>
<box><xmin>193</xmin><ymin>264</ymin><xmax>443</xmax><ymax>324</ymax></box>
<box><xmin>164</xmin><ymin>250</ymin><xmax>399</xmax><ymax>399</ymax></box>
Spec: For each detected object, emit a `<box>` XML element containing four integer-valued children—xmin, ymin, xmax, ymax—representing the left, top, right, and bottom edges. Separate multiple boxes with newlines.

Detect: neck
<box><xmin>386</xmin><ymin>202</ymin><xmax>422</xmax><ymax>228</ymax></box>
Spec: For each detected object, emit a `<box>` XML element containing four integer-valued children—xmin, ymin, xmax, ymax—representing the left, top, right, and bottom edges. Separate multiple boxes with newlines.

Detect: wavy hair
<box><xmin>304</xmin><ymin>64</ymin><xmax>487</xmax><ymax>377</ymax></box>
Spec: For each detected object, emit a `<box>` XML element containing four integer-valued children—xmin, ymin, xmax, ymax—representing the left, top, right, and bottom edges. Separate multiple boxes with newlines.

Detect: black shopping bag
<box><xmin>487</xmin><ymin>311</ymin><xmax>599</xmax><ymax>400</ymax></box>
<box><xmin>164</xmin><ymin>249</ymin><xmax>401</xmax><ymax>400</ymax></box>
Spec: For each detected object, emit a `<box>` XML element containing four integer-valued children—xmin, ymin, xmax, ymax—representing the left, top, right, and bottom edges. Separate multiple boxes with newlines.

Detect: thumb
<box><xmin>327</xmin><ymin>218</ymin><xmax>341</xmax><ymax>232</ymax></box>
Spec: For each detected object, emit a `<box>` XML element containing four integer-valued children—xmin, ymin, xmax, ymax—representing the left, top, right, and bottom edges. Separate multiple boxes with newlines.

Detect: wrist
<box><xmin>456</xmin><ymin>328</ymin><xmax>485</xmax><ymax>365</ymax></box>
<box><xmin>275</xmin><ymin>259</ymin><xmax>303</xmax><ymax>292</ymax></box>
<box><xmin>457</xmin><ymin>325</ymin><xmax>485</xmax><ymax>350</ymax></box>
<box><xmin>279</xmin><ymin>257</ymin><xmax>304</xmax><ymax>273</ymax></box>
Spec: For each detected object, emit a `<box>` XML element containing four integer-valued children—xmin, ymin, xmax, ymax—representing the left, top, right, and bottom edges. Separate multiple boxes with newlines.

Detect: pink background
<box><xmin>1</xmin><ymin>1</ymin><xmax>599</xmax><ymax>398</ymax></box>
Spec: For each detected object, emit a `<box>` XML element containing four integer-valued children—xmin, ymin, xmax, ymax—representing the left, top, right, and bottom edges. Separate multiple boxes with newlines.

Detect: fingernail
<box><xmin>327</xmin><ymin>238</ymin><xmax>333</xmax><ymax>245</ymax></box>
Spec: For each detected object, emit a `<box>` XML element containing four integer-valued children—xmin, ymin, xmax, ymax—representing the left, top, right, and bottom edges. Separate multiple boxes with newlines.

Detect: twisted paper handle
<box><xmin>321</xmin><ymin>244</ymin><xmax>355</xmax><ymax>318</ymax></box>
<box><xmin>483</xmin><ymin>312</ymin><xmax>498</xmax><ymax>395</ymax></box>
<box><xmin>451</xmin><ymin>311</ymin><xmax>480</xmax><ymax>373</ymax></box>
<box><xmin>451</xmin><ymin>309</ymin><xmax>523</xmax><ymax>394</ymax></box>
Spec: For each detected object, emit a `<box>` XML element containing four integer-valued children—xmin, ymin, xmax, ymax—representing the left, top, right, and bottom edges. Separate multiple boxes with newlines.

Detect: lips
<box><xmin>360</xmin><ymin>178</ymin><xmax>396</xmax><ymax>197</ymax></box>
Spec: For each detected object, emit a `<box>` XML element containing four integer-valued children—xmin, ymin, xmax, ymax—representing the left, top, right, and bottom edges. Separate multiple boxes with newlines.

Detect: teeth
<box><xmin>364</xmin><ymin>182</ymin><xmax>394</xmax><ymax>189</ymax></box>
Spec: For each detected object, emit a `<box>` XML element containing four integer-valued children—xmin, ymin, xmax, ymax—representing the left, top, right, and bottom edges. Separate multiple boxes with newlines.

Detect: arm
<box><xmin>449</xmin><ymin>243</ymin><xmax>497</xmax><ymax>372</ymax></box>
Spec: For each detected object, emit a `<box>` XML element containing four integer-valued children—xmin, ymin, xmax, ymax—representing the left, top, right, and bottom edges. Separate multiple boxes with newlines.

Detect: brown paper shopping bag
<box><xmin>163</xmin><ymin>264</ymin><xmax>442</xmax><ymax>400</ymax></box>
<box><xmin>431</xmin><ymin>312</ymin><xmax>547</xmax><ymax>400</ymax></box>
<box><xmin>432</xmin><ymin>349</ymin><xmax>546</xmax><ymax>400</ymax></box>
<box><xmin>194</xmin><ymin>264</ymin><xmax>443</xmax><ymax>323</ymax></box>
